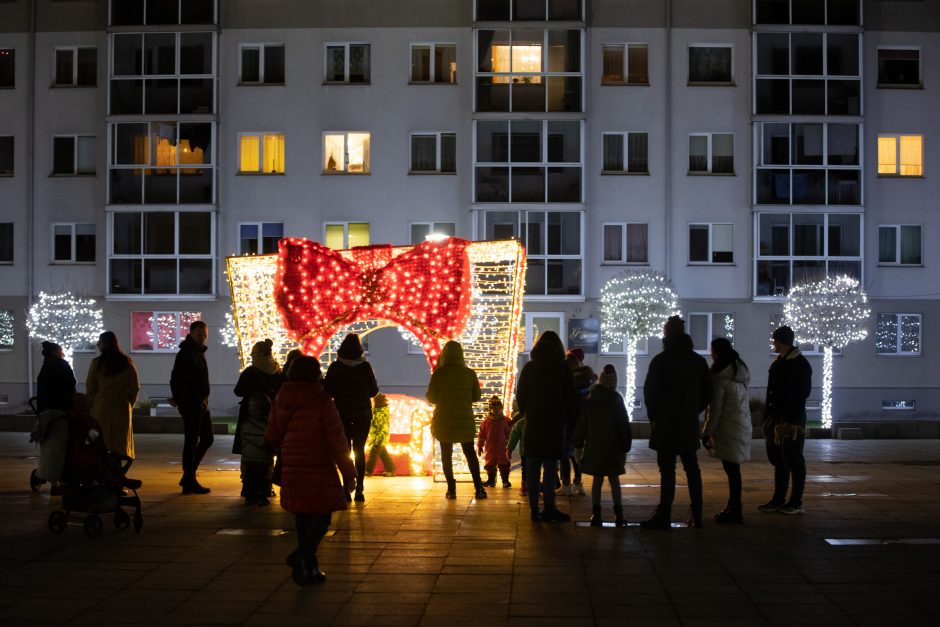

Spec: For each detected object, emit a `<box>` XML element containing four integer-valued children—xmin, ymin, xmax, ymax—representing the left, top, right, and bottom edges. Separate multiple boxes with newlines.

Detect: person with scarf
<box><xmin>85</xmin><ymin>331</ymin><xmax>140</xmax><ymax>458</ymax></box>
<box><xmin>234</xmin><ymin>339</ymin><xmax>284</xmax><ymax>505</ymax></box>
<box><xmin>323</xmin><ymin>334</ymin><xmax>378</xmax><ymax>502</ymax></box>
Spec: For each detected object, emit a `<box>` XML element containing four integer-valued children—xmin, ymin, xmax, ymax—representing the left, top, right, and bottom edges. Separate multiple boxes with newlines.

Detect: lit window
<box><xmin>688</xmin><ymin>45</ymin><xmax>732</xmax><ymax>84</ymax></box>
<box><xmin>601</xmin><ymin>44</ymin><xmax>648</xmax><ymax>85</ymax></box>
<box><xmin>602</xmin><ymin>132</ymin><xmax>648</xmax><ymax>173</ymax></box>
<box><xmin>689</xmin><ymin>224</ymin><xmax>733</xmax><ymax>264</ymax></box>
<box><xmin>54</xmin><ymin>47</ymin><xmax>96</xmax><ymax>87</ymax></box>
<box><xmin>52</xmin><ymin>223</ymin><xmax>95</xmax><ymax>263</ymax></box>
<box><xmin>239</xmin><ymin>133</ymin><xmax>284</xmax><ymax>174</ymax></box>
<box><xmin>325</xmin><ymin>43</ymin><xmax>370</xmax><ymax>83</ymax></box>
<box><xmin>410</xmin><ymin>222</ymin><xmax>456</xmax><ymax>244</ymax></box>
<box><xmin>323</xmin><ymin>132</ymin><xmax>370</xmax><ymax>174</ymax></box>
<box><xmin>0</xmin><ymin>48</ymin><xmax>13</xmax><ymax>88</ymax></box>
<box><xmin>878</xmin><ymin>225</ymin><xmax>922</xmax><ymax>265</ymax></box>
<box><xmin>877</xmin><ymin>48</ymin><xmax>920</xmax><ymax>87</ymax></box>
<box><xmin>410</xmin><ymin>44</ymin><xmax>456</xmax><ymax>84</ymax></box>
<box><xmin>602</xmin><ymin>223</ymin><xmax>648</xmax><ymax>264</ymax></box>
<box><xmin>878</xmin><ymin>134</ymin><xmax>923</xmax><ymax>176</ymax></box>
<box><xmin>688</xmin><ymin>312</ymin><xmax>735</xmax><ymax>353</ymax></box>
<box><xmin>131</xmin><ymin>311</ymin><xmax>202</xmax><ymax>352</ymax></box>
<box><xmin>324</xmin><ymin>222</ymin><xmax>370</xmax><ymax>249</ymax></box>
<box><xmin>52</xmin><ymin>135</ymin><xmax>96</xmax><ymax>175</ymax></box>
<box><xmin>410</xmin><ymin>133</ymin><xmax>456</xmax><ymax>173</ymax></box>
<box><xmin>876</xmin><ymin>313</ymin><xmax>922</xmax><ymax>356</ymax></box>
<box><xmin>0</xmin><ymin>222</ymin><xmax>12</xmax><ymax>263</ymax></box>
<box><xmin>239</xmin><ymin>222</ymin><xmax>283</xmax><ymax>255</ymax></box>
<box><xmin>0</xmin><ymin>309</ymin><xmax>13</xmax><ymax>350</ymax></box>
<box><xmin>0</xmin><ymin>136</ymin><xmax>13</xmax><ymax>175</ymax></box>
<box><xmin>689</xmin><ymin>133</ymin><xmax>733</xmax><ymax>174</ymax></box>
<box><xmin>239</xmin><ymin>44</ymin><xmax>285</xmax><ymax>84</ymax></box>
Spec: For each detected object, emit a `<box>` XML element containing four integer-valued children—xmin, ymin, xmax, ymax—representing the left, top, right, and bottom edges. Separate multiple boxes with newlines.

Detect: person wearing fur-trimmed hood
<box><xmin>234</xmin><ymin>339</ymin><xmax>283</xmax><ymax>505</ymax></box>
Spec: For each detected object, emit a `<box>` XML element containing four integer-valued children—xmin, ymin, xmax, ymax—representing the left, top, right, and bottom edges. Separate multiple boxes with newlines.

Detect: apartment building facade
<box><xmin>1</xmin><ymin>0</ymin><xmax>938</xmax><ymax>422</ymax></box>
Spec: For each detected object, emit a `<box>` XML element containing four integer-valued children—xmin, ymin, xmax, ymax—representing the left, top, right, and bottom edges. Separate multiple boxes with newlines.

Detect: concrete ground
<box><xmin>0</xmin><ymin>434</ymin><xmax>938</xmax><ymax>626</ymax></box>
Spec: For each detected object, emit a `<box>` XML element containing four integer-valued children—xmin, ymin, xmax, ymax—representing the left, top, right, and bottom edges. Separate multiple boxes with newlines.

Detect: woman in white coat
<box><xmin>702</xmin><ymin>337</ymin><xmax>751</xmax><ymax>523</ymax></box>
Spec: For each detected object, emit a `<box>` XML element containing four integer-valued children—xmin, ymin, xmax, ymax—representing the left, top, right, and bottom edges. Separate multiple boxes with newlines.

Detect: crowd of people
<box><xmin>34</xmin><ymin>316</ymin><xmax>812</xmax><ymax>587</ymax></box>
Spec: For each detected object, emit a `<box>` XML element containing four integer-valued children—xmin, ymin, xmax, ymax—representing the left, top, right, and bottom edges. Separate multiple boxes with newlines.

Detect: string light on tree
<box><xmin>219</xmin><ymin>311</ymin><xmax>239</xmax><ymax>349</ymax></box>
<box><xmin>26</xmin><ymin>291</ymin><xmax>103</xmax><ymax>365</ymax></box>
<box><xmin>783</xmin><ymin>275</ymin><xmax>870</xmax><ymax>429</ymax></box>
<box><xmin>600</xmin><ymin>270</ymin><xmax>680</xmax><ymax>420</ymax></box>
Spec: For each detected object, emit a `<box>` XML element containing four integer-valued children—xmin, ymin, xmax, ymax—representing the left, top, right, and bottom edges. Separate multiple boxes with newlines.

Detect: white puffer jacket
<box><xmin>703</xmin><ymin>361</ymin><xmax>752</xmax><ymax>463</ymax></box>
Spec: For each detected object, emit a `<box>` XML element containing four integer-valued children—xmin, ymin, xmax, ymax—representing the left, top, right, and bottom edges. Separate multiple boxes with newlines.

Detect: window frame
<box><xmin>601</xmin><ymin>131</ymin><xmax>649</xmax><ymax>174</ymax></box>
<box><xmin>51</xmin><ymin>222</ymin><xmax>96</xmax><ymax>264</ymax></box>
<box><xmin>106</xmin><ymin>209</ymin><xmax>216</xmax><ymax>298</ymax></box>
<box><xmin>688</xmin><ymin>43</ymin><xmax>734</xmax><ymax>86</ymax></box>
<box><xmin>0</xmin><ymin>135</ymin><xmax>12</xmax><ymax>176</ymax></box>
<box><xmin>473</xmin><ymin>0</ymin><xmax>585</xmax><ymax>21</ymax></box>
<box><xmin>409</xmin><ymin>131</ymin><xmax>457</xmax><ymax>174</ymax></box>
<box><xmin>688</xmin><ymin>132</ymin><xmax>735</xmax><ymax>175</ymax></box>
<box><xmin>237</xmin><ymin>132</ymin><xmax>285</xmax><ymax>175</ymax></box>
<box><xmin>238</xmin><ymin>43</ymin><xmax>285</xmax><ymax>85</ymax></box>
<box><xmin>109</xmin><ymin>0</ymin><xmax>218</xmax><ymax>26</ymax></box>
<box><xmin>877</xmin><ymin>133</ymin><xmax>924</xmax><ymax>177</ymax></box>
<box><xmin>410</xmin><ymin>222</ymin><xmax>456</xmax><ymax>244</ymax></box>
<box><xmin>323</xmin><ymin>222</ymin><xmax>371</xmax><ymax>249</ymax></box>
<box><xmin>53</xmin><ymin>46</ymin><xmax>97</xmax><ymax>87</ymax></box>
<box><xmin>688</xmin><ymin>312</ymin><xmax>736</xmax><ymax>354</ymax></box>
<box><xmin>521</xmin><ymin>311</ymin><xmax>567</xmax><ymax>353</ymax></box>
<box><xmin>238</xmin><ymin>221</ymin><xmax>284</xmax><ymax>256</ymax></box>
<box><xmin>322</xmin><ymin>132</ymin><xmax>371</xmax><ymax>175</ymax></box>
<box><xmin>52</xmin><ymin>134</ymin><xmax>96</xmax><ymax>176</ymax></box>
<box><xmin>0</xmin><ymin>48</ymin><xmax>14</xmax><ymax>89</ymax></box>
<box><xmin>876</xmin><ymin>46</ymin><xmax>921</xmax><ymax>89</ymax></box>
<box><xmin>877</xmin><ymin>224</ymin><xmax>922</xmax><ymax>266</ymax></box>
<box><xmin>876</xmin><ymin>313</ymin><xmax>922</xmax><ymax>356</ymax></box>
<box><xmin>0</xmin><ymin>222</ymin><xmax>12</xmax><ymax>264</ymax></box>
<box><xmin>0</xmin><ymin>308</ymin><xmax>13</xmax><ymax>351</ymax></box>
<box><xmin>129</xmin><ymin>311</ymin><xmax>203</xmax><ymax>353</ymax></box>
<box><xmin>409</xmin><ymin>42</ymin><xmax>458</xmax><ymax>85</ymax></box>
<box><xmin>323</xmin><ymin>42</ymin><xmax>371</xmax><ymax>84</ymax></box>
<box><xmin>600</xmin><ymin>43</ymin><xmax>649</xmax><ymax>86</ymax></box>
<box><xmin>753</xmin><ymin>0</ymin><xmax>863</xmax><ymax>26</ymax></box>
<box><xmin>601</xmin><ymin>222</ymin><xmax>649</xmax><ymax>265</ymax></box>
<box><xmin>688</xmin><ymin>223</ymin><xmax>734</xmax><ymax>265</ymax></box>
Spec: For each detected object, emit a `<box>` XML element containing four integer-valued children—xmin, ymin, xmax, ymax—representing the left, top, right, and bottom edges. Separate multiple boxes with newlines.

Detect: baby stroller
<box><xmin>41</xmin><ymin>410</ymin><xmax>144</xmax><ymax>537</ymax></box>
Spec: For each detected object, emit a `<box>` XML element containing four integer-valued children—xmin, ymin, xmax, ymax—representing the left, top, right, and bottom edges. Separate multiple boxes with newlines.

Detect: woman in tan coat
<box><xmin>86</xmin><ymin>331</ymin><xmax>140</xmax><ymax>458</ymax></box>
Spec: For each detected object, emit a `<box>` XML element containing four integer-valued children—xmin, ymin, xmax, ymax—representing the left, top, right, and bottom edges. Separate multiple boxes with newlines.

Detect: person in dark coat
<box><xmin>234</xmin><ymin>339</ymin><xmax>283</xmax><ymax>505</ymax></box>
<box><xmin>574</xmin><ymin>364</ymin><xmax>632</xmax><ymax>527</ymax></box>
<box><xmin>559</xmin><ymin>350</ymin><xmax>593</xmax><ymax>496</ymax></box>
<box><xmin>641</xmin><ymin>316</ymin><xmax>712</xmax><ymax>529</ymax></box>
<box><xmin>426</xmin><ymin>340</ymin><xmax>486</xmax><ymax>500</ymax></box>
<box><xmin>516</xmin><ymin>330</ymin><xmax>576</xmax><ymax>522</ymax></box>
<box><xmin>266</xmin><ymin>356</ymin><xmax>356</xmax><ymax>586</ymax></box>
<box><xmin>37</xmin><ymin>341</ymin><xmax>76</xmax><ymax>413</ymax></box>
<box><xmin>759</xmin><ymin>325</ymin><xmax>812</xmax><ymax>516</ymax></box>
<box><xmin>170</xmin><ymin>320</ymin><xmax>213</xmax><ymax>494</ymax></box>
<box><xmin>323</xmin><ymin>333</ymin><xmax>378</xmax><ymax>503</ymax></box>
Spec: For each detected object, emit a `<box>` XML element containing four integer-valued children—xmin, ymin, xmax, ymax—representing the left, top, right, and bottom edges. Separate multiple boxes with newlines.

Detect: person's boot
<box><xmin>483</xmin><ymin>471</ymin><xmax>497</xmax><ymax>488</ymax></box>
<box><xmin>445</xmin><ymin>479</ymin><xmax>457</xmax><ymax>500</ymax></box>
<box><xmin>614</xmin><ymin>504</ymin><xmax>628</xmax><ymax>528</ymax></box>
<box><xmin>287</xmin><ymin>554</ymin><xmax>308</xmax><ymax>586</ymax></box>
<box><xmin>590</xmin><ymin>505</ymin><xmax>603</xmax><ymax>527</ymax></box>
<box><xmin>474</xmin><ymin>479</ymin><xmax>488</xmax><ymax>500</ymax></box>
<box><xmin>715</xmin><ymin>501</ymin><xmax>744</xmax><ymax>524</ymax></box>
<box><xmin>304</xmin><ymin>557</ymin><xmax>327</xmax><ymax>583</ymax></box>
<box><xmin>180</xmin><ymin>474</ymin><xmax>210</xmax><ymax>495</ymax></box>
<box><xmin>687</xmin><ymin>507</ymin><xmax>704</xmax><ymax>529</ymax></box>
<box><xmin>640</xmin><ymin>506</ymin><xmax>671</xmax><ymax>530</ymax></box>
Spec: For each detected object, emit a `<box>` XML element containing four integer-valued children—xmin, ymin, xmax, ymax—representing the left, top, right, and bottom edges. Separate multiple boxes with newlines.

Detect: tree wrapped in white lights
<box><xmin>783</xmin><ymin>275</ymin><xmax>870</xmax><ymax>429</ymax></box>
<box><xmin>0</xmin><ymin>309</ymin><xmax>14</xmax><ymax>349</ymax></box>
<box><xmin>600</xmin><ymin>270</ymin><xmax>680</xmax><ymax>420</ymax></box>
<box><xmin>220</xmin><ymin>311</ymin><xmax>239</xmax><ymax>349</ymax></box>
<box><xmin>26</xmin><ymin>291</ymin><xmax>103</xmax><ymax>365</ymax></box>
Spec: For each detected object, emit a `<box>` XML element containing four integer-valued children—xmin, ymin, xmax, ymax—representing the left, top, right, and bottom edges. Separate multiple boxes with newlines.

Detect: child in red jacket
<box><xmin>478</xmin><ymin>396</ymin><xmax>512</xmax><ymax>488</ymax></box>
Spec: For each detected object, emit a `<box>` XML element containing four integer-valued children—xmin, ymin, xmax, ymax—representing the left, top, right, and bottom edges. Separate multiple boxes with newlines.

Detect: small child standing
<box><xmin>507</xmin><ymin>402</ymin><xmax>527</xmax><ymax>496</ymax></box>
<box><xmin>573</xmin><ymin>364</ymin><xmax>632</xmax><ymax>527</ymax></box>
<box><xmin>365</xmin><ymin>393</ymin><xmax>395</xmax><ymax>477</ymax></box>
<box><xmin>478</xmin><ymin>396</ymin><xmax>512</xmax><ymax>488</ymax></box>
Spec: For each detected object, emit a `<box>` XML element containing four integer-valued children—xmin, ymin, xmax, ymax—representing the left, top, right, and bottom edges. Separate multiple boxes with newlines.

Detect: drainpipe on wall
<box><xmin>25</xmin><ymin>0</ymin><xmax>37</xmax><ymax>399</ymax></box>
<box><xmin>663</xmin><ymin>0</ymin><xmax>673</xmax><ymax>280</ymax></box>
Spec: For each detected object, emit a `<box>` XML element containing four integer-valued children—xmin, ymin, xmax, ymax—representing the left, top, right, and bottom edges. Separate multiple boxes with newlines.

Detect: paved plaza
<box><xmin>0</xmin><ymin>433</ymin><xmax>938</xmax><ymax>626</ymax></box>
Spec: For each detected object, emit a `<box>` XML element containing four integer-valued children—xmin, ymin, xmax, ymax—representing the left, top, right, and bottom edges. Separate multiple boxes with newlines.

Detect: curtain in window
<box><xmin>689</xmin><ymin>47</ymin><xmax>731</xmax><ymax>82</ymax></box>
<box><xmin>440</xmin><ymin>134</ymin><xmax>456</xmax><ymax>172</ymax></box>
<box><xmin>411</xmin><ymin>135</ymin><xmax>437</xmax><ymax>171</ymax></box>
<box><xmin>603</xmin><ymin>134</ymin><xmax>623</xmax><ymax>171</ymax></box>
<box><xmin>262</xmin><ymin>134</ymin><xmax>284</xmax><ymax>174</ymax></box>
<box><xmin>627</xmin><ymin>45</ymin><xmax>648</xmax><ymax>83</ymax></box>
<box><xmin>411</xmin><ymin>46</ymin><xmax>430</xmax><ymax>82</ymax></box>
<box><xmin>626</xmin><ymin>224</ymin><xmax>648</xmax><ymax>262</ymax></box>
<box><xmin>689</xmin><ymin>136</ymin><xmax>708</xmax><ymax>172</ymax></box>
<box><xmin>627</xmin><ymin>133</ymin><xmax>648</xmax><ymax>172</ymax></box>
<box><xmin>602</xmin><ymin>47</ymin><xmax>624</xmax><ymax>82</ymax></box>
<box><xmin>349</xmin><ymin>45</ymin><xmax>370</xmax><ymax>82</ymax></box>
<box><xmin>878</xmin><ymin>227</ymin><xmax>896</xmax><ymax>263</ymax></box>
<box><xmin>603</xmin><ymin>225</ymin><xmax>622</xmax><ymax>261</ymax></box>
<box><xmin>326</xmin><ymin>46</ymin><xmax>345</xmax><ymax>81</ymax></box>
<box><xmin>900</xmin><ymin>225</ymin><xmax>921</xmax><ymax>264</ymax></box>
<box><xmin>435</xmin><ymin>46</ymin><xmax>457</xmax><ymax>83</ymax></box>
<box><xmin>711</xmin><ymin>134</ymin><xmax>734</xmax><ymax>173</ymax></box>
<box><xmin>241</xmin><ymin>48</ymin><xmax>260</xmax><ymax>82</ymax></box>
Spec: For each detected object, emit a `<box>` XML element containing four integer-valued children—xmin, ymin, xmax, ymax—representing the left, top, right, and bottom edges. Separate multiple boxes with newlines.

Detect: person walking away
<box><xmin>759</xmin><ymin>326</ymin><xmax>812</xmax><ymax>516</ymax></box>
<box><xmin>560</xmin><ymin>349</ymin><xmax>593</xmax><ymax>496</ymax></box>
<box><xmin>574</xmin><ymin>364</ymin><xmax>632</xmax><ymax>527</ymax></box>
<box><xmin>323</xmin><ymin>333</ymin><xmax>378</xmax><ymax>503</ymax></box>
<box><xmin>426</xmin><ymin>340</ymin><xmax>487</xmax><ymax>500</ymax></box>
<box><xmin>507</xmin><ymin>409</ymin><xmax>527</xmax><ymax>497</ymax></box>
<box><xmin>365</xmin><ymin>393</ymin><xmax>396</xmax><ymax>477</ymax></box>
<box><xmin>478</xmin><ymin>396</ymin><xmax>512</xmax><ymax>488</ymax></box>
<box><xmin>702</xmin><ymin>338</ymin><xmax>751</xmax><ymax>523</ymax></box>
<box><xmin>170</xmin><ymin>320</ymin><xmax>214</xmax><ymax>494</ymax></box>
<box><xmin>85</xmin><ymin>331</ymin><xmax>140</xmax><ymax>458</ymax></box>
<box><xmin>641</xmin><ymin>316</ymin><xmax>711</xmax><ymax>529</ymax></box>
<box><xmin>266</xmin><ymin>356</ymin><xmax>355</xmax><ymax>586</ymax></box>
<box><xmin>37</xmin><ymin>341</ymin><xmax>76</xmax><ymax>414</ymax></box>
<box><xmin>516</xmin><ymin>330</ymin><xmax>576</xmax><ymax>522</ymax></box>
<box><xmin>234</xmin><ymin>339</ymin><xmax>283</xmax><ymax>505</ymax></box>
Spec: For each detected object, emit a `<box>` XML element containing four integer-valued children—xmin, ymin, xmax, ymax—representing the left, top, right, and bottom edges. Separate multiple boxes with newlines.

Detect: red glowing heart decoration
<box><xmin>274</xmin><ymin>237</ymin><xmax>473</xmax><ymax>368</ymax></box>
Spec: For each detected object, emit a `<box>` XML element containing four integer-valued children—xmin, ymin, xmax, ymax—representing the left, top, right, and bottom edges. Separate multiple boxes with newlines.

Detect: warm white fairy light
<box><xmin>600</xmin><ymin>270</ymin><xmax>680</xmax><ymax>420</ymax></box>
<box><xmin>783</xmin><ymin>275</ymin><xmax>870</xmax><ymax>428</ymax></box>
<box><xmin>0</xmin><ymin>309</ymin><xmax>13</xmax><ymax>349</ymax></box>
<box><xmin>26</xmin><ymin>291</ymin><xmax>103</xmax><ymax>365</ymax></box>
<box><xmin>219</xmin><ymin>311</ymin><xmax>239</xmax><ymax>349</ymax></box>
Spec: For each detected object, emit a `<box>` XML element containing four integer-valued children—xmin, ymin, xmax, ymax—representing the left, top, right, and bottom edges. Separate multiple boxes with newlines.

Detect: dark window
<box><xmin>689</xmin><ymin>46</ymin><xmax>732</xmax><ymax>83</ymax></box>
<box><xmin>53</xmin><ymin>137</ymin><xmax>75</xmax><ymax>174</ymax></box>
<box><xmin>689</xmin><ymin>225</ymin><xmax>709</xmax><ymax>262</ymax></box>
<box><xmin>878</xmin><ymin>49</ymin><xmax>920</xmax><ymax>87</ymax></box>
<box><xmin>0</xmin><ymin>48</ymin><xmax>13</xmax><ymax>87</ymax></box>
<box><xmin>0</xmin><ymin>136</ymin><xmax>12</xmax><ymax>175</ymax></box>
<box><xmin>0</xmin><ymin>223</ymin><xmax>12</xmax><ymax>262</ymax></box>
<box><xmin>477</xmin><ymin>0</ymin><xmax>510</xmax><ymax>20</ymax></box>
<box><xmin>755</xmin><ymin>0</ymin><xmax>789</xmax><ymax>23</ymax></box>
<box><xmin>111</xmin><ymin>0</ymin><xmax>144</xmax><ymax>25</ymax></box>
<box><xmin>240</xmin><ymin>45</ymin><xmax>284</xmax><ymax>84</ymax></box>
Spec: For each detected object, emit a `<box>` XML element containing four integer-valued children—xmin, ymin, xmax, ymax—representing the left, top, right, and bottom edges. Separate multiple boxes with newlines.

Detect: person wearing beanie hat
<box><xmin>760</xmin><ymin>326</ymin><xmax>812</xmax><ymax>516</ymax></box>
<box><xmin>234</xmin><ymin>338</ymin><xmax>283</xmax><ymax>505</ymax></box>
<box><xmin>323</xmin><ymin>333</ymin><xmax>379</xmax><ymax>503</ymax></box>
<box><xmin>573</xmin><ymin>364</ymin><xmax>632</xmax><ymax>527</ymax></box>
<box><xmin>37</xmin><ymin>341</ymin><xmax>76</xmax><ymax>414</ymax></box>
<box><xmin>642</xmin><ymin>321</ymin><xmax>711</xmax><ymax>530</ymax></box>
<box><xmin>478</xmin><ymin>396</ymin><xmax>512</xmax><ymax>488</ymax></box>
<box><xmin>366</xmin><ymin>393</ymin><xmax>395</xmax><ymax>477</ymax></box>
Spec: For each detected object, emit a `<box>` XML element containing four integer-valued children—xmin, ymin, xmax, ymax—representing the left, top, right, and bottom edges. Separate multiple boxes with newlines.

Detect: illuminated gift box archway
<box><xmin>226</xmin><ymin>237</ymin><xmax>526</xmax><ymax>476</ymax></box>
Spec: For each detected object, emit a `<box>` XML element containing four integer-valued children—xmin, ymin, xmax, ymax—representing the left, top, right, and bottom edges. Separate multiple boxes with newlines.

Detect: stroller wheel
<box><xmin>113</xmin><ymin>509</ymin><xmax>131</xmax><ymax>530</ymax></box>
<box><xmin>48</xmin><ymin>511</ymin><xmax>68</xmax><ymax>534</ymax></box>
<box><xmin>83</xmin><ymin>515</ymin><xmax>103</xmax><ymax>538</ymax></box>
<box><xmin>30</xmin><ymin>469</ymin><xmax>43</xmax><ymax>493</ymax></box>
<box><xmin>133</xmin><ymin>510</ymin><xmax>143</xmax><ymax>533</ymax></box>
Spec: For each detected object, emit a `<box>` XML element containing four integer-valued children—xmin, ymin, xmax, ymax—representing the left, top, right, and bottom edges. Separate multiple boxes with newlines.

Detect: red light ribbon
<box><xmin>274</xmin><ymin>237</ymin><xmax>473</xmax><ymax>367</ymax></box>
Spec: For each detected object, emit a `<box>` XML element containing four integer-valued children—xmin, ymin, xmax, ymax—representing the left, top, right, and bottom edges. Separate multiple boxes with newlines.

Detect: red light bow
<box><xmin>274</xmin><ymin>237</ymin><xmax>473</xmax><ymax>368</ymax></box>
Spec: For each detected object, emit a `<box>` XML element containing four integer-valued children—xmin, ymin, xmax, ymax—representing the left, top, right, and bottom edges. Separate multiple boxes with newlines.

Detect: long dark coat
<box><xmin>323</xmin><ymin>358</ymin><xmax>378</xmax><ymax>442</ymax></box>
<box><xmin>170</xmin><ymin>336</ymin><xmax>210</xmax><ymax>409</ymax></box>
<box><xmin>516</xmin><ymin>347</ymin><xmax>576</xmax><ymax>459</ymax></box>
<box><xmin>573</xmin><ymin>384</ymin><xmax>632</xmax><ymax>476</ymax></box>
<box><xmin>643</xmin><ymin>334</ymin><xmax>712</xmax><ymax>454</ymax></box>
<box><xmin>36</xmin><ymin>355</ymin><xmax>76</xmax><ymax>413</ymax></box>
